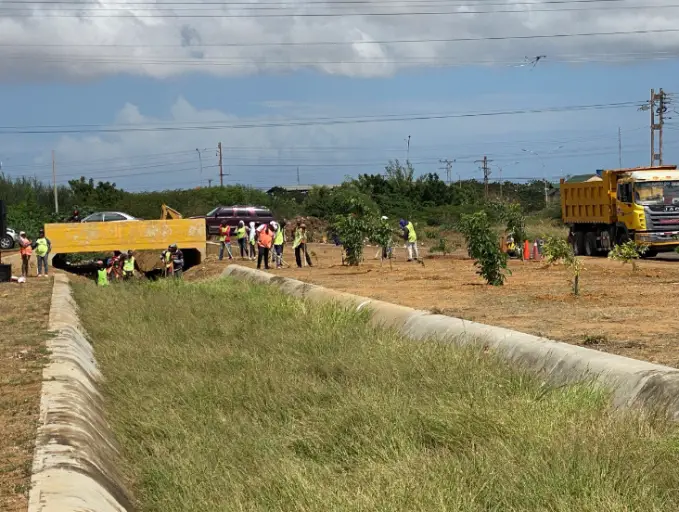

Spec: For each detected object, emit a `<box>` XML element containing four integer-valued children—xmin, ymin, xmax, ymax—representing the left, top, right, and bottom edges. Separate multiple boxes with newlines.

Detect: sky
<box><xmin>1</xmin><ymin>0</ymin><xmax>679</xmax><ymax>192</ymax></box>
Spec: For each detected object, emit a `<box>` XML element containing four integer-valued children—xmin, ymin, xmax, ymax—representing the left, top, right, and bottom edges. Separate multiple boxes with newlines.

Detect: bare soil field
<box><xmin>0</xmin><ymin>256</ymin><xmax>52</xmax><ymax>511</ymax></box>
<box><xmin>208</xmin><ymin>243</ymin><xmax>679</xmax><ymax>368</ymax></box>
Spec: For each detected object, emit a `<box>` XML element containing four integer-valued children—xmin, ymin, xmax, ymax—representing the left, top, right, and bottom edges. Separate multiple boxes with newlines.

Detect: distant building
<box><xmin>266</xmin><ymin>184</ymin><xmax>340</xmax><ymax>195</ymax></box>
<box><xmin>564</xmin><ymin>174</ymin><xmax>603</xmax><ymax>183</ymax></box>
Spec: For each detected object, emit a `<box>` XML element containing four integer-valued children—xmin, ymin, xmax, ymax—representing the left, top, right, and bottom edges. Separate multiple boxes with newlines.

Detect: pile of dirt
<box><xmin>183</xmin><ymin>255</ymin><xmax>230</xmax><ymax>282</ymax></box>
<box><xmin>284</xmin><ymin>216</ymin><xmax>329</xmax><ymax>242</ymax></box>
<box><xmin>131</xmin><ymin>250</ymin><xmax>163</xmax><ymax>272</ymax></box>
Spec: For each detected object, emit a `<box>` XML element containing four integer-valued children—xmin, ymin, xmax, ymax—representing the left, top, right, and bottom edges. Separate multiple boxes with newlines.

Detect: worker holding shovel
<box><xmin>270</xmin><ymin>220</ymin><xmax>285</xmax><ymax>268</ymax></box>
<box><xmin>293</xmin><ymin>223</ymin><xmax>313</xmax><ymax>268</ymax></box>
<box><xmin>18</xmin><ymin>231</ymin><xmax>32</xmax><ymax>278</ymax></box>
<box><xmin>218</xmin><ymin>221</ymin><xmax>233</xmax><ymax>261</ymax></box>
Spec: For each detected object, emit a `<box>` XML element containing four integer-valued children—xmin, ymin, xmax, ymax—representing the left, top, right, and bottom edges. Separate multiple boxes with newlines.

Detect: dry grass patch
<box><xmin>72</xmin><ymin>278</ymin><xmax>679</xmax><ymax>512</ymax></box>
<box><xmin>0</xmin><ymin>277</ymin><xmax>53</xmax><ymax>512</ymax></box>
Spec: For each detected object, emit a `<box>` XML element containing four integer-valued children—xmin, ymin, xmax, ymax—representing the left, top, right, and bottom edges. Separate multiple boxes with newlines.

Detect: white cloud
<box><xmin>1</xmin><ymin>0</ymin><xmax>679</xmax><ymax>80</ymax></box>
<box><xmin>0</xmin><ymin>94</ymin><xmax>631</xmax><ymax>191</ymax></box>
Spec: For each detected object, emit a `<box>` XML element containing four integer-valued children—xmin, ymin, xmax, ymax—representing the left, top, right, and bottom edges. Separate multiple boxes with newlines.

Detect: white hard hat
<box><xmin>381</xmin><ymin>216</ymin><xmax>388</xmax><ymax>220</ymax></box>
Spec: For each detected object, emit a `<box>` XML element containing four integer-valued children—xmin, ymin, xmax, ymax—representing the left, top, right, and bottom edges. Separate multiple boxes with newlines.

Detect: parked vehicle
<box><xmin>81</xmin><ymin>211</ymin><xmax>139</xmax><ymax>223</ymax></box>
<box><xmin>192</xmin><ymin>205</ymin><xmax>274</xmax><ymax>236</ymax></box>
<box><xmin>1</xmin><ymin>227</ymin><xmax>18</xmax><ymax>250</ymax></box>
<box><xmin>560</xmin><ymin>165</ymin><xmax>679</xmax><ymax>257</ymax></box>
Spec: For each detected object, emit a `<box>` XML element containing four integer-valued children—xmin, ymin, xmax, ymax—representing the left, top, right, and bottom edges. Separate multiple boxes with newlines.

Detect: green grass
<box><xmin>72</xmin><ymin>278</ymin><xmax>679</xmax><ymax>512</ymax></box>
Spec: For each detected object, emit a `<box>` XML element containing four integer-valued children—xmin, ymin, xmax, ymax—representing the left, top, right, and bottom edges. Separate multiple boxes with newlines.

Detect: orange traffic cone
<box><xmin>523</xmin><ymin>240</ymin><xmax>530</xmax><ymax>260</ymax></box>
<box><xmin>533</xmin><ymin>241</ymin><xmax>540</xmax><ymax>260</ymax></box>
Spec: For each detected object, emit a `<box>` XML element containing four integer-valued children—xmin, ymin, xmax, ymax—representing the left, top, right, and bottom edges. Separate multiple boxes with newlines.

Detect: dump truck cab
<box><xmin>561</xmin><ymin>165</ymin><xmax>679</xmax><ymax>257</ymax></box>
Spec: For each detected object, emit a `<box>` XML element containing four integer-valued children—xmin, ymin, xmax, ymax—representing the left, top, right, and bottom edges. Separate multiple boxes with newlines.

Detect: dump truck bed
<box><xmin>561</xmin><ymin>173</ymin><xmax>616</xmax><ymax>225</ymax></box>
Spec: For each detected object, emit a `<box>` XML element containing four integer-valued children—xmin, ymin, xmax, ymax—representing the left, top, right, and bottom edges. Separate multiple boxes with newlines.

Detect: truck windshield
<box><xmin>634</xmin><ymin>181</ymin><xmax>679</xmax><ymax>206</ymax></box>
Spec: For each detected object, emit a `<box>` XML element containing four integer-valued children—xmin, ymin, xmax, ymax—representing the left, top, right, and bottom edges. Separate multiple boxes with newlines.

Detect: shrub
<box><xmin>568</xmin><ymin>256</ymin><xmax>584</xmax><ymax>296</ymax></box>
<box><xmin>331</xmin><ymin>199</ymin><xmax>379</xmax><ymax>266</ymax></box>
<box><xmin>502</xmin><ymin>203</ymin><xmax>527</xmax><ymax>250</ymax></box>
<box><xmin>540</xmin><ymin>236</ymin><xmax>584</xmax><ymax>295</ymax></box>
<box><xmin>369</xmin><ymin>218</ymin><xmax>395</xmax><ymax>260</ymax></box>
<box><xmin>608</xmin><ymin>241</ymin><xmax>648</xmax><ymax>271</ymax></box>
<box><xmin>541</xmin><ymin>236</ymin><xmax>572</xmax><ymax>265</ymax></box>
<box><xmin>458</xmin><ymin>212</ymin><xmax>509</xmax><ymax>286</ymax></box>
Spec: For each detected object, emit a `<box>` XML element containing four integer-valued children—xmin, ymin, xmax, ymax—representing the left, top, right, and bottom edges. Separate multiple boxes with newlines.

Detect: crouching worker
<box><xmin>123</xmin><ymin>250</ymin><xmax>136</xmax><ymax>279</ymax></box>
<box><xmin>96</xmin><ymin>260</ymin><xmax>109</xmax><ymax>287</ymax></box>
<box><xmin>161</xmin><ymin>244</ymin><xmax>184</xmax><ymax>278</ymax></box>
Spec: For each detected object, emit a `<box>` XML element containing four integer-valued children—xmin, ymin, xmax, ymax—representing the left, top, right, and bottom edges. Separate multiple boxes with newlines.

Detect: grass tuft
<box><xmin>73</xmin><ymin>278</ymin><xmax>679</xmax><ymax>512</ymax></box>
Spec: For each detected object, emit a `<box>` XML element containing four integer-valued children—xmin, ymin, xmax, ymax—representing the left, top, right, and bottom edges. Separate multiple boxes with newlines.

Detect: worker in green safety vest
<box><xmin>96</xmin><ymin>261</ymin><xmax>109</xmax><ymax>287</ymax></box>
<box><xmin>270</xmin><ymin>220</ymin><xmax>285</xmax><ymax>268</ymax></box>
<box><xmin>236</xmin><ymin>221</ymin><xmax>247</xmax><ymax>260</ymax></box>
<box><xmin>33</xmin><ymin>229</ymin><xmax>51</xmax><ymax>277</ymax></box>
<box><xmin>399</xmin><ymin>219</ymin><xmax>419</xmax><ymax>261</ymax></box>
<box><xmin>122</xmin><ymin>250</ymin><xmax>135</xmax><ymax>279</ymax></box>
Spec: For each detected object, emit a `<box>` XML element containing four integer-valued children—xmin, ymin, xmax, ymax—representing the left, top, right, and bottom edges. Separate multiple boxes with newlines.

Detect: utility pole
<box><xmin>475</xmin><ymin>156</ymin><xmax>492</xmax><ymax>200</ymax></box>
<box><xmin>618</xmin><ymin>127</ymin><xmax>622</xmax><ymax>168</ymax></box>
<box><xmin>208</xmin><ymin>179</ymin><xmax>213</xmax><ymax>188</ymax></box>
<box><xmin>296</xmin><ymin>166</ymin><xmax>300</xmax><ymax>185</ymax></box>
<box><xmin>405</xmin><ymin>135</ymin><xmax>411</xmax><ymax>162</ymax></box>
<box><xmin>196</xmin><ymin>148</ymin><xmax>203</xmax><ymax>185</ymax></box>
<box><xmin>439</xmin><ymin>158</ymin><xmax>455</xmax><ymax>185</ymax></box>
<box><xmin>498</xmin><ymin>166</ymin><xmax>503</xmax><ymax>199</ymax></box>
<box><xmin>52</xmin><ymin>150</ymin><xmax>59</xmax><ymax>214</ymax></box>
<box><xmin>217</xmin><ymin>142</ymin><xmax>224</xmax><ymax>186</ymax></box>
<box><xmin>650</xmin><ymin>88</ymin><xmax>667</xmax><ymax>166</ymax></box>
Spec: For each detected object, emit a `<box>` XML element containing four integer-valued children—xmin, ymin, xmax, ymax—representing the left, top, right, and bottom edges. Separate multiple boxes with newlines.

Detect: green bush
<box><xmin>608</xmin><ymin>241</ymin><xmax>648</xmax><ymax>271</ymax></box>
<box><xmin>458</xmin><ymin>211</ymin><xmax>509</xmax><ymax>286</ymax></box>
<box><xmin>331</xmin><ymin>198</ymin><xmax>379</xmax><ymax>266</ymax></box>
<box><xmin>541</xmin><ymin>236</ymin><xmax>572</xmax><ymax>265</ymax></box>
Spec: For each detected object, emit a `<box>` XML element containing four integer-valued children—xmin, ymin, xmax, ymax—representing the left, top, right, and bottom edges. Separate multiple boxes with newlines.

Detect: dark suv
<box><xmin>195</xmin><ymin>205</ymin><xmax>274</xmax><ymax>236</ymax></box>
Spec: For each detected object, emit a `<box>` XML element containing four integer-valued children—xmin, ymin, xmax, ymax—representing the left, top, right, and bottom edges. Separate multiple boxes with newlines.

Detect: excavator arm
<box><xmin>160</xmin><ymin>204</ymin><xmax>183</xmax><ymax>220</ymax></box>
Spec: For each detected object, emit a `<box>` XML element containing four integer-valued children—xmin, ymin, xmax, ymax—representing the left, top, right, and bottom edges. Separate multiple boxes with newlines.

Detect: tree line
<box><xmin>0</xmin><ymin>159</ymin><xmax>555</xmax><ymax>236</ymax></box>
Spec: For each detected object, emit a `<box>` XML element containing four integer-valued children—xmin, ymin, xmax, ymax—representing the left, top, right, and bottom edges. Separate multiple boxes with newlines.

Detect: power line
<box><xmin>0</xmin><ymin>0</ymin><xmax>644</xmax><ymax>5</ymax></box>
<box><xmin>0</xmin><ymin>100</ymin><xmax>644</xmax><ymax>135</ymax></box>
<box><xmin>4</xmin><ymin>4</ymin><xmax>678</xmax><ymax>16</ymax></box>
<box><xmin>0</xmin><ymin>29</ymin><xmax>674</xmax><ymax>53</ymax></box>
<box><xmin>0</xmin><ymin>126</ymin><xmax>646</xmax><ymax>174</ymax></box>
<box><xmin>4</xmin><ymin>1</ymin><xmax>678</xmax><ymax>15</ymax></box>
<box><xmin>6</xmin><ymin>52</ymin><xmax>679</xmax><ymax>69</ymax></box>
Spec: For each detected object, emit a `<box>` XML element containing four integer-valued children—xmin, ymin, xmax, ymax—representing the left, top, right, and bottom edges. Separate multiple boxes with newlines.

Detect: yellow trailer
<box><xmin>45</xmin><ymin>218</ymin><xmax>206</xmax><ymax>268</ymax></box>
<box><xmin>560</xmin><ymin>165</ymin><xmax>679</xmax><ymax>256</ymax></box>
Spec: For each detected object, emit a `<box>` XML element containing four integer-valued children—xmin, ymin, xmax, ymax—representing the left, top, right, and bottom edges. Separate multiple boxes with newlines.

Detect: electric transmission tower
<box><xmin>439</xmin><ymin>159</ymin><xmax>455</xmax><ymax>184</ymax></box>
<box><xmin>475</xmin><ymin>156</ymin><xmax>493</xmax><ymax>200</ymax></box>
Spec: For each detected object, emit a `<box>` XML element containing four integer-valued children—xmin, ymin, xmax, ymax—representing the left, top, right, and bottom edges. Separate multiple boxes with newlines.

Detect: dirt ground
<box><xmin>195</xmin><ymin>242</ymin><xmax>679</xmax><ymax>368</ymax></box>
<box><xmin>0</xmin><ymin>256</ymin><xmax>52</xmax><ymax>512</ymax></box>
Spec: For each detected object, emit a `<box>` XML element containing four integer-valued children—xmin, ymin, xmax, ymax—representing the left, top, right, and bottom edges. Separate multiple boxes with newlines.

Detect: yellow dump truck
<box><xmin>560</xmin><ymin>165</ymin><xmax>679</xmax><ymax>257</ymax></box>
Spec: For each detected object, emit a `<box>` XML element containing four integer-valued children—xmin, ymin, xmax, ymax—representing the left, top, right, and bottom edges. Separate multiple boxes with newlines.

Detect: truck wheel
<box><xmin>0</xmin><ymin>234</ymin><xmax>14</xmax><ymax>250</ymax></box>
<box><xmin>572</xmin><ymin>232</ymin><xmax>585</xmax><ymax>256</ymax></box>
<box><xmin>641</xmin><ymin>250</ymin><xmax>658</xmax><ymax>259</ymax></box>
<box><xmin>584</xmin><ymin>232</ymin><xmax>597</xmax><ymax>256</ymax></box>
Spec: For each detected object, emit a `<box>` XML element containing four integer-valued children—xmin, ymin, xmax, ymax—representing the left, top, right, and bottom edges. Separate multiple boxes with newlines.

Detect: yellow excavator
<box><xmin>160</xmin><ymin>204</ymin><xmax>183</xmax><ymax>220</ymax></box>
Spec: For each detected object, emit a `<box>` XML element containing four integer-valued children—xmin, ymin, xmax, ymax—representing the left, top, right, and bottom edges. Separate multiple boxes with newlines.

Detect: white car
<box><xmin>81</xmin><ymin>211</ymin><xmax>138</xmax><ymax>223</ymax></box>
<box><xmin>1</xmin><ymin>227</ymin><xmax>18</xmax><ymax>249</ymax></box>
